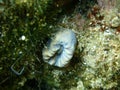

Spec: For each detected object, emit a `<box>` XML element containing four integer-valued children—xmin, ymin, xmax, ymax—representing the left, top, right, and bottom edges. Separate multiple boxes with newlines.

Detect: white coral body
<box><xmin>42</xmin><ymin>29</ymin><xmax>77</xmax><ymax>67</ymax></box>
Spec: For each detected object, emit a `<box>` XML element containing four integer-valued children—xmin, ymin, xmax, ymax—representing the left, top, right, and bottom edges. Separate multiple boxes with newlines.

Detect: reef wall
<box><xmin>0</xmin><ymin>0</ymin><xmax>120</xmax><ymax>90</ymax></box>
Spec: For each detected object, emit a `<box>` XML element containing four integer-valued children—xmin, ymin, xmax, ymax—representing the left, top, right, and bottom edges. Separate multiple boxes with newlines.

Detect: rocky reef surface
<box><xmin>0</xmin><ymin>0</ymin><xmax>120</xmax><ymax>90</ymax></box>
<box><xmin>42</xmin><ymin>0</ymin><xmax>120</xmax><ymax>89</ymax></box>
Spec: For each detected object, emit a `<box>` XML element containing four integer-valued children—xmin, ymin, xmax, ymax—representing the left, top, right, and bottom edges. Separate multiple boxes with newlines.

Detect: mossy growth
<box><xmin>0</xmin><ymin>0</ymin><xmax>80</xmax><ymax>89</ymax></box>
<box><xmin>0</xmin><ymin>0</ymin><xmax>70</xmax><ymax>89</ymax></box>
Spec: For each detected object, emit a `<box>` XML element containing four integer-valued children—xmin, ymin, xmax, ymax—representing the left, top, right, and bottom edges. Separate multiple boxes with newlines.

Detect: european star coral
<box><xmin>42</xmin><ymin>28</ymin><xmax>77</xmax><ymax>67</ymax></box>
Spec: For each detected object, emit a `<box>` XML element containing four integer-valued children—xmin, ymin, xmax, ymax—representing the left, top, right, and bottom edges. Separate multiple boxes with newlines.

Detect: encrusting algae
<box><xmin>43</xmin><ymin>0</ymin><xmax>120</xmax><ymax>89</ymax></box>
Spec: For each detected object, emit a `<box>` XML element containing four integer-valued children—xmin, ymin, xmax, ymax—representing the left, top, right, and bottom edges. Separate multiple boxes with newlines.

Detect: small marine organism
<box><xmin>42</xmin><ymin>28</ymin><xmax>77</xmax><ymax>67</ymax></box>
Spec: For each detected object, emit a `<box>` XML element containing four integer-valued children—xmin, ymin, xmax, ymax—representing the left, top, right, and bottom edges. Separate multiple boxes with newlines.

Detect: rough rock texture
<box><xmin>43</xmin><ymin>0</ymin><xmax>120</xmax><ymax>90</ymax></box>
<box><xmin>0</xmin><ymin>0</ymin><xmax>120</xmax><ymax>90</ymax></box>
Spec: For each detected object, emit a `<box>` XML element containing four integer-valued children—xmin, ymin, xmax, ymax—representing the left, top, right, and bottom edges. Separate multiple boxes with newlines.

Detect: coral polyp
<box><xmin>42</xmin><ymin>29</ymin><xmax>77</xmax><ymax>67</ymax></box>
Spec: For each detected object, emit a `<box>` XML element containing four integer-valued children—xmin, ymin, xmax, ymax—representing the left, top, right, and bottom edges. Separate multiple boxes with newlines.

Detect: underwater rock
<box><xmin>42</xmin><ymin>29</ymin><xmax>77</xmax><ymax>67</ymax></box>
